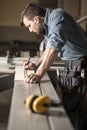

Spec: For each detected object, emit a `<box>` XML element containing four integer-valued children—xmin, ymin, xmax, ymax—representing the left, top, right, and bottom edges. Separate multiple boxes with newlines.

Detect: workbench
<box><xmin>7</xmin><ymin>63</ymin><xmax>74</xmax><ymax>130</ymax></box>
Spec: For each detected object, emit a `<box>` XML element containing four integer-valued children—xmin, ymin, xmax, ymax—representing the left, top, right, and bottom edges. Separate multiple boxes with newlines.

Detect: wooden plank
<box><xmin>14</xmin><ymin>65</ymin><xmax>34</xmax><ymax>81</ymax></box>
<box><xmin>7</xmin><ymin>65</ymin><xmax>51</xmax><ymax>130</ymax></box>
<box><xmin>14</xmin><ymin>66</ymin><xmax>25</xmax><ymax>81</ymax></box>
<box><xmin>40</xmin><ymin>73</ymin><xmax>59</xmax><ymax>100</ymax></box>
<box><xmin>49</xmin><ymin>114</ymin><xmax>74</xmax><ymax>130</ymax></box>
<box><xmin>8</xmin><ymin>64</ymin><xmax>74</xmax><ymax>130</ymax></box>
<box><xmin>7</xmin><ymin>81</ymin><xmax>50</xmax><ymax>130</ymax></box>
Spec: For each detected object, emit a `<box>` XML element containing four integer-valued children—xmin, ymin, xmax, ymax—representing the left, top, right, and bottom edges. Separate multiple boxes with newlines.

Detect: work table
<box><xmin>7</xmin><ymin>61</ymin><xmax>74</xmax><ymax>130</ymax></box>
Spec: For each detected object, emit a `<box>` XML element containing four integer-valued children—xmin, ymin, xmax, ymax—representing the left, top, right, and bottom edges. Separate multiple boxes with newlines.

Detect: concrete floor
<box><xmin>0</xmin><ymin>88</ymin><xmax>13</xmax><ymax>130</ymax></box>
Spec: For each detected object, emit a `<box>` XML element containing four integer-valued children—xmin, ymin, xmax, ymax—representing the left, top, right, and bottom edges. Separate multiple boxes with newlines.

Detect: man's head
<box><xmin>20</xmin><ymin>3</ymin><xmax>45</xmax><ymax>34</ymax></box>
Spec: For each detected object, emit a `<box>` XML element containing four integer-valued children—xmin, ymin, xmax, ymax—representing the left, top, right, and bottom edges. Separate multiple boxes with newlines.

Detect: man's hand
<box><xmin>24</xmin><ymin>48</ymin><xmax>58</xmax><ymax>83</ymax></box>
<box><xmin>23</xmin><ymin>60</ymin><xmax>36</xmax><ymax>70</ymax></box>
<box><xmin>24</xmin><ymin>73</ymin><xmax>41</xmax><ymax>83</ymax></box>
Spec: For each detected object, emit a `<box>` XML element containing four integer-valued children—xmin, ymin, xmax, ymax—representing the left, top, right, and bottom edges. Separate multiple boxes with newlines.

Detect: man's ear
<box><xmin>33</xmin><ymin>16</ymin><xmax>40</xmax><ymax>23</ymax></box>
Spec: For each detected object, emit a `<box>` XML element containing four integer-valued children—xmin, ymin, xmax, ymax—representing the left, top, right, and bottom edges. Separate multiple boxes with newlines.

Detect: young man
<box><xmin>20</xmin><ymin>3</ymin><xmax>87</xmax><ymax>130</ymax></box>
<box><xmin>20</xmin><ymin>2</ymin><xmax>87</xmax><ymax>83</ymax></box>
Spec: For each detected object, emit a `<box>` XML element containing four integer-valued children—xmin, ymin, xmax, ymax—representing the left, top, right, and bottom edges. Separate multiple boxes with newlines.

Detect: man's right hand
<box><xmin>23</xmin><ymin>61</ymin><xmax>37</xmax><ymax>70</ymax></box>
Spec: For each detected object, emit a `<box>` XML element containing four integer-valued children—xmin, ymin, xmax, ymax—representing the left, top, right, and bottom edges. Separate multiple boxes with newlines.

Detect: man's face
<box><xmin>23</xmin><ymin>16</ymin><xmax>44</xmax><ymax>35</ymax></box>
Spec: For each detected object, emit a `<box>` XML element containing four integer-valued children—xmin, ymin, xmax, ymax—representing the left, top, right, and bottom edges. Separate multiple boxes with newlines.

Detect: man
<box><xmin>20</xmin><ymin>2</ymin><xmax>87</xmax><ymax>130</ymax></box>
<box><xmin>20</xmin><ymin>2</ymin><xmax>87</xmax><ymax>83</ymax></box>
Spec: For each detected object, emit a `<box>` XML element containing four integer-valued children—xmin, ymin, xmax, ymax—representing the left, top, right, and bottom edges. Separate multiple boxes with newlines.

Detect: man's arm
<box><xmin>35</xmin><ymin>49</ymin><xmax>48</xmax><ymax>68</ymax></box>
<box><xmin>36</xmin><ymin>48</ymin><xmax>58</xmax><ymax>76</ymax></box>
<box><xmin>26</xmin><ymin>48</ymin><xmax>59</xmax><ymax>83</ymax></box>
<box><xmin>23</xmin><ymin>50</ymin><xmax>46</xmax><ymax>70</ymax></box>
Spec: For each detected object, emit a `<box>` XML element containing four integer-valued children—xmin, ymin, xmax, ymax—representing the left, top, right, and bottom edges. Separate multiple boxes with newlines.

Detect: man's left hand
<box><xmin>24</xmin><ymin>73</ymin><xmax>41</xmax><ymax>83</ymax></box>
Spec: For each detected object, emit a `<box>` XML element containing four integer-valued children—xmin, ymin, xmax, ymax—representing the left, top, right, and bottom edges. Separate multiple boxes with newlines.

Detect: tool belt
<box><xmin>58</xmin><ymin>56</ymin><xmax>87</xmax><ymax>93</ymax></box>
<box><xmin>58</xmin><ymin>56</ymin><xmax>87</xmax><ymax>113</ymax></box>
<box><xmin>58</xmin><ymin>68</ymin><xmax>83</xmax><ymax>92</ymax></box>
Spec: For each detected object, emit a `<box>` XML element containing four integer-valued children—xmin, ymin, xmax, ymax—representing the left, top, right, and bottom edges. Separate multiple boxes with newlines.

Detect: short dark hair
<box><xmin>20</xmin><ymin>2</ymin><xmax>45</xmax><ymax>26</ymax></box>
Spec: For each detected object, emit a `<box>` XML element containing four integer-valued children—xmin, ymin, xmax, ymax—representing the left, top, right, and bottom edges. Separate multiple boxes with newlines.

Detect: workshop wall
<box><xmin>0</xmin><ymin>0</ymin><xmax>38</xmax><ymax>26</ymax></box>
<box><xmin>0</xmin><ymin>0</ymin><xmax>87</xmax><ymax>26</ymax></box>
<box><xmin>0</xmin><ymin>0</ymin><xmax>87</xmax><ymax>42</ymax></box>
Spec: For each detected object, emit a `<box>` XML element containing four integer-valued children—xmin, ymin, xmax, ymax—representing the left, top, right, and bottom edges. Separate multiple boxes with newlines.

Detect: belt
<box><xmin>65</xmin><ymin>56</ymin><xmax>87</xmax><ymax>70</ymax></box>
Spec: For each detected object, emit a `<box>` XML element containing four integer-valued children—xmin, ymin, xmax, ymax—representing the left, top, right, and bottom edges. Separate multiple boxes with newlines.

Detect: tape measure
<box><xmin>24</xmin><ymin>69</ymin><xmax>28</xmax><ymax>78</ymax></box>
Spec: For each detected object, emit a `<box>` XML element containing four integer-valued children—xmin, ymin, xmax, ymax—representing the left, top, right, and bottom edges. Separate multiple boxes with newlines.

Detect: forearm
<box><xmin>25</xmin><ymin>48</ymin><xmax>59</xmax><ymax>83</ymax></box>
<box><xmin>35</xmin><ymin>48</ymin><xmax>58</xmax><ymax>77</ymax></box>
<box><xmin>35</xmin><ymin>50</ymin><xmax>46</xmax><ymax>67</ymax></box>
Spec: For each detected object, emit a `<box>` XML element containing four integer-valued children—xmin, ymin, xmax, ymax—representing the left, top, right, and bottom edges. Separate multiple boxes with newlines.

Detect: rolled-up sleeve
<box><xmin>45</xmin><ymin>11</ymin><xmax>66</xmax><ymax>51</ymax></box>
